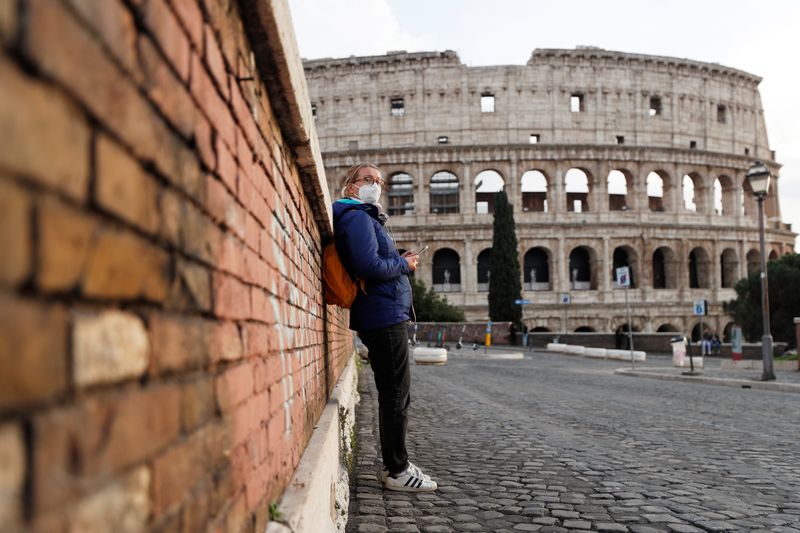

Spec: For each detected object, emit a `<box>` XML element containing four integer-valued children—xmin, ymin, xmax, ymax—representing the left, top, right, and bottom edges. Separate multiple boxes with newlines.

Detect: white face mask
<box><xmin>358</xmin><ymin>183</ymin><xmax>381</xmax><ymax>204</ymax></box>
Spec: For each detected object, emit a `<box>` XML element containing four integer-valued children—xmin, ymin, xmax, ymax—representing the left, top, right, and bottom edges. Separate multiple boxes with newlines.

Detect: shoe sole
<box><xmin>382</xmin><ymin>483</ymin><xmax>438</xmax><ymax>492</ymax></box>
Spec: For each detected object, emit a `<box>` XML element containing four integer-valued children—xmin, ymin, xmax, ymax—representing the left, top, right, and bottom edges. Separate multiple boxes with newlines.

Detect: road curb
<box><xmin>615</xmin><ymin>368</ymin><xmax>800</xmax><ymax>394</ymax></box>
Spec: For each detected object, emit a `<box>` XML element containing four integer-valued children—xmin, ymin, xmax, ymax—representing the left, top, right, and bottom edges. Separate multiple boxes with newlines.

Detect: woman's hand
<box><xmin>402</xmin><ymin>251</ymin><xmax>419</xmax><ymax>271</ymax></box>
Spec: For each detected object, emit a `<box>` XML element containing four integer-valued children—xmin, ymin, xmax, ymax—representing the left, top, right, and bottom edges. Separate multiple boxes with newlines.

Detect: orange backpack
<box><xmin>322</xmin><ymin>241</ymin><xmax>365</xmax><ymax>308</ymax></box>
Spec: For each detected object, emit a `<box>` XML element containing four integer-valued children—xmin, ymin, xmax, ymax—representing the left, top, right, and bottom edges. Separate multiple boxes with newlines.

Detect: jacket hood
<box><xmin>333</xmin><ymin>199</ymin><xmax>380</xmax><ymax>222</ymax></box>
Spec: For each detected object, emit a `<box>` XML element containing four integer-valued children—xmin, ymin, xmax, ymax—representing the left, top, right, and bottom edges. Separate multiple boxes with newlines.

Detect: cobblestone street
<box><xmin>347</xmin><ymin>350</ymin><xmax>800</xmax><ymax>532</ymax></box>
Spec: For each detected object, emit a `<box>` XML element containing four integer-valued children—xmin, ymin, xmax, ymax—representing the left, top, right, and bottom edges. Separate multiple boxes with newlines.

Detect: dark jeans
<box><xmin>359</xmin><ymin>321</ymin><xmax>411</xmax><ymax>475</ymax></box>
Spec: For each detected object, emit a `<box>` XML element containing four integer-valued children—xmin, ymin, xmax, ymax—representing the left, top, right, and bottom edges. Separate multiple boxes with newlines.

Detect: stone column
<box><xmin>552</xmin><ymin>163</ymin><xmax>565</xmax><ymax>213</ymax></box>
<box><xmin>416</xmin><ymin>160</ymin><xmax>428</xmax><ymax>215</ymax></box>
<box><xmin>593</xmin><ymin>163</ymin><xmax>608</xmax><ymax>214</ymax></box>
<box><xmin>556</xmin><ymin>237</ymin><xmax>566</xmax><ymax>293</ymax></box>
<box><xmin>600</xmin><ymin>237</ymin><xmax>610</xmax><ymax>293</ymax></box>
<box><xmin>508</xmin><ymin>155</ymin><xmax>520</xmax><ymax>211</ymax></box>
<box><xmin>463</xmin><ymin>238</ymin><xmax>474</xmax><ymax>294</ymax></box>
<box><xmin>460</xmin><ymin>160</ymin><xmax>472</xmax><ymax>214</ymax></box>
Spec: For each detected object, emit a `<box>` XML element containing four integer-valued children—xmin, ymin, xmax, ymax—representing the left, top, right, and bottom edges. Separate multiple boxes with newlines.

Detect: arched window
<box><xmin>612</xmin><ymin>246</ymin><xmax>637</xmax><ymax>288</ymax></box>
<box><xmin>607</xmin><ymin>170</ymin><xmax>629</xmax><ymax>211</ymax></box>
<box><xmin>657</xmin><ymin>324</ymin><xmax>679</xmax><ymax>333</ymax></box>
<box><xmin>429</xmin><ymin>171</ymin><xmax>459</xmax><ymax>214</ymax></box>
<box><xmin>769</xmin><ymin>250</ymin><xmax>779</xmax><ymax>261</ymax></box>
<box><xmin>477</xmin><ymin>248</ymin><xmax>492</xmax><ymax>292</ymax></box>
<box><xmin>647</xmin><ymin>171</ymin><xmax>666</xmax><ymax>212</ymax></box>
<box><xmin>714</xmin><ymin>175</ymin><xmax>735</xmax><ymax>216</ymax></box>
<box><xmin>523</xmin><ymin>247</ymin><xmax>550</xmax><ymax>290</ymax></box>
<box><xmin>574</xmin><ymin>326</ymin><xmax>595</xmax><ymax>332</ymax></box>
<box><xmin>682</xmin><ymin>172</ymin><xmax>704</xmax><ymax>212</ymax></box>
<box><xmin>723</xmin><ymin>321</ymin><xmax>735</xmax><ymax>342</ymax></box>
<box><xmin>568</xmin><ymin>246</ymin><xmax>594</xmax><ymax>290</ymax></box>
<box><xmin>720</xmin><ymin>248</ymin><xmax>738</xmax><ymax>288</ymax></box>
<box><xmin>474</xmin><ymin>170</ymin><xmax>504</xmax><ymax>214</ymax></box>
<box><xmin>652</xmin><ymin>246</ymin><xmax>677</xmax><ymax>289</ymax></box>
<box><xmin>746</xmin><ymin>249</ymin><xmax>760</xmax><ymax>275</ymax></box>
<box><xmin>432</xmin><ymin>248</ymin><xmax>460</xmax><ymax>292</ymax></box>
<box><xmin>565</xmin><ymin>169</ymin><xmax>590</xmax><ymax>212</ymax></box>
<box><xmin>521</xmin><ymin>170</ymin><xmax>548</xmax><ymax>212</ymax></box>
<box><xmin>387</xmin><ymin>172</ymin><xmax>414</xmax><ymax>216</ymax></box>
<box><xmin>689</xmin><ymin>247</ymin><xmax>710</xmax><ymax>288</ymax></box>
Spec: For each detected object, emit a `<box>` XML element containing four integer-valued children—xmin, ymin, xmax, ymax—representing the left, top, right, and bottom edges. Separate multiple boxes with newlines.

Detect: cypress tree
<box><xmin>488</xmin><ymin>190</ymin><xmax>522</xmax><ymax>327</ymax></box>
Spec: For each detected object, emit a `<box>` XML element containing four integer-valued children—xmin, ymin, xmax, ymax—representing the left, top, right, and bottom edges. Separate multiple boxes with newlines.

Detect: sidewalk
<box><xmin>615</xmin><ymin>353</ymin><xmax>800</xmax><ymax>394</ymax></box>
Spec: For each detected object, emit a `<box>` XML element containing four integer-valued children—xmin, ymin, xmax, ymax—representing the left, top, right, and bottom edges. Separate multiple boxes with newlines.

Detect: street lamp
<box><xmin>745</xmin><ymin>160</ymin><xmax>775</xmax><ymax>381</ymax></box>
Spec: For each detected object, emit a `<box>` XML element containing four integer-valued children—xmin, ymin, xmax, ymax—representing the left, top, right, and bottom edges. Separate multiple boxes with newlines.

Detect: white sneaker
<box><xmin>383</xmin><ymin>463</ymin><xmax>437</xmax><ymax>492</ymax></box>
<box><xmin>381</xmin><ymin>461</ymin><xmax>431</xmax><ymax>483</ymax></box>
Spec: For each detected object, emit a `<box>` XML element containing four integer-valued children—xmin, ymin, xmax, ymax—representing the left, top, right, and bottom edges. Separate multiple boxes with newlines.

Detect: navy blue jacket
<box><xmin>332</xmin><ymin>199</ymin><xmax>413</xmax><ymax>332</ymax></box>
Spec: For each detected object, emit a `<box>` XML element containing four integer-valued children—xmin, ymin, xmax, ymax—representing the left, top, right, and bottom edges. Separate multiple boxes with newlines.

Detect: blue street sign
<box><xmin>514</xmin><ymin>299</ymin><xmax>531</xmax><ymax>305</ymax></box>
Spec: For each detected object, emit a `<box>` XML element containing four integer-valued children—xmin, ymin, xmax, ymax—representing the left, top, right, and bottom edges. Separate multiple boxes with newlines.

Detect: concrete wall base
<box><xmin>266</xmin><ymin>357</ymin><xmax>359</xmax><ymax>533</ymax></box>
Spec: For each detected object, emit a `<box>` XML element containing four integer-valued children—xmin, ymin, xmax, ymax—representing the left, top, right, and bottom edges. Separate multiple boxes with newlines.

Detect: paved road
<box><xmin>347</xmin><ymin>350</ymin><xmax>800</xmax><ymax>532</ymax></box>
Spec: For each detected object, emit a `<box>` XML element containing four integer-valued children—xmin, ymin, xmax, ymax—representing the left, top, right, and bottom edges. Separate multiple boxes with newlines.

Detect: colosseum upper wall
<box><xmin>304</xmin><ymin>48</ymin><xmax>796</xmax><ymax>339</ymax></box>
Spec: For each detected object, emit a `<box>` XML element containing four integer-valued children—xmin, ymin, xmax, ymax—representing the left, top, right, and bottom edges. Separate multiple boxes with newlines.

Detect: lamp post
<box><xmin>745</xmin><ymin>161</ymin><xmax>775</xmax><ymax>381</ymax></box>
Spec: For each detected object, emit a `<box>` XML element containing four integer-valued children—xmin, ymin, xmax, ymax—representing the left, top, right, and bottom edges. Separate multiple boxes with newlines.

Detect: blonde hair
<box><xmin>340</xmin><ymin>163</ymin><xmax>382</xmax><ymax>197</ymax></box>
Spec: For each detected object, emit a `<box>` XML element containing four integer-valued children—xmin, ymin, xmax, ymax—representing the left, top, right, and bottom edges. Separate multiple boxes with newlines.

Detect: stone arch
<box><xmin>429</xmin><ymin>170</ymin><xmax>459</xmax><ymax>214</ymax></box>
<box><xmin>574</xmin><ymin>326</ymin><xmax>595</xmax><ymax>332</ymax></box>
<box><xmin>682</xmin><ymin>171</ymin><xmax>705</xmax><ymax>212</ymax></box>
<box><xmin>652</xmin><ymin>246</ymin><xmax>678</xmax><ymax>289</ymax></box>
<box><xmin>690</xmin><ymin>322</ymin><xmax>705</xmax><ymax>342</ymax></box>
<box><xmin>657</xmin><ymin>323</ymin><xmax>680</xmax><ymax>332</ymax></box>
<box><xmin>722</xmin><ymin>321</ymin><xmax>735</xmax><ymax>342</ymax></box>
<box><xmin>431</xmin><ymin>248</ymin><xmax>461</xmax><ymax>291</ymax></box>
<box><xmin>531</xmin><ymin>326</ymin><xmax>551</xmax><ymax>332</ymax></box>
<box><xmin>523</xmin><ymin>246</ymin><xmax>551</xmax><ymax>290</ymax></box>
<box><xmin>612</xmin><ymin>245</ymin><xmax>638</xmax><ymax>288</ymax></box>
<box><xmin>746</xmin><ymin>249</ymin><xmax>760</xmax><ymax>275</ymax></box>
<box><xmin>769</xmin><ymin>250</ymin><xmax>779</xmax><ymax>261</ymax></box>
<box><xmin>474</xmin><ymin>169</ymin><xmax>505</xmax><ymax>214</ymax></box>
<box><xmin>568</xmin><ymin>245</ymin><xmax>597</xmax><ymax>290</ymax></box>
<box><xmin>565</xmin><ymin>167</ymin><xmax>592</xmax><ymax>212</ymax></box>
<box><xmin>607</xmin><ymin>169</ymin><xmax>632</xmax><ymax>211</ymax></box>
<box><xmin>741</xmin><ymin>178</ymin><xmax>756</xmax><ymax>218</ymax></box>
<box><xmin>387</xmin><ymin>171</ymin><xmax>414</xmax><ymax>215</ymax></box>
<box><xmin>521</xmin><ymin>170</ymin><xmax>548</xmax><ymax>212</ymax></box>
<box><xmin>689</xmin><ymin>247</ymin><xmax>711</xmax><ymax>289</ymax></box>
<box><xmin>646</xmin><ymin>170</ymin><xmax>670</xmax><ymax>212</ymax></box>
<box><xmin>714</xmin><ymin>174</ymin><xmax>735</xmax><ymax>216</ymax></box>
<box><xmin>720</xmin><ymin>248</ymin><xmax>739</xmax><ymax>288</ymax></box>
<box><xmin>477</xmin><ymin>248</ymin><xmax>492</xmax><ymax>292</ymax></box>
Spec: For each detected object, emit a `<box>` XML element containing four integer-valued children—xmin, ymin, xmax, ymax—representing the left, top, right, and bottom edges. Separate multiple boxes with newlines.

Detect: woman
<box><xmin>333</xmin><ymin>163</ymin><xmax>437</xmax><ymax>492</ymax></box>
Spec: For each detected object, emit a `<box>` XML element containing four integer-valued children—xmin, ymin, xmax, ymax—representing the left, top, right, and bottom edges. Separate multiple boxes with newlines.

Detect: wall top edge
<box><xmin>302</xmin><ymin>47</ymin><xmax>761</xmax><ymax>84</ymax></box>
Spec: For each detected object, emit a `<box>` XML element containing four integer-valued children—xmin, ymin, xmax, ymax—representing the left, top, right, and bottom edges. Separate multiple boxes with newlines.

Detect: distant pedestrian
<box><xmin>702</xmin><ymin>328</ymin><xmax>713</xmax><ymax>356</ymax></box>
<box><xmin>711</xmin><ymin>333</ymin><xmax>721</xmax><ymax>355</ymax></box>
<box><xmin>522</xmin><ymin>324</ymin><xmax>529</xmax><ymax>347</ymax></box>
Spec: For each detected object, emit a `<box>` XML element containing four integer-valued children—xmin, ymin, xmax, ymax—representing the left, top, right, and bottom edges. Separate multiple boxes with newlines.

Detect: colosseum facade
<box><xmin>304</xmin><ymin>48</ymin><xmax>796</xmax><ymax>340</ymax></box>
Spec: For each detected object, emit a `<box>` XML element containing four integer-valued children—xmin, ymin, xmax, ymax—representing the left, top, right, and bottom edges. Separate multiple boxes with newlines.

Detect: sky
<box><xmin>287</xmin><ymin>0</ymin><xmax>799</xmax><ymax>245</ymax></box>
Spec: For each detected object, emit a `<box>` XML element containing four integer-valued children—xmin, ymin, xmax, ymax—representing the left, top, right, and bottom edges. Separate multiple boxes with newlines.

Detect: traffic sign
<box><xmin>692</xmin><ymin>299</ymin><xmax>707</xmax><ymax>316</ymax></box>
<box><xmin>514</xmin><ymin>299</ymin><xmax>531</xmax><ymax>305</ymax></box>
<box><xmin>616</xmin><ymin>266</ymin><xmax>631</xmax><ymax>287</ymax></box>
<box><xmin>559</xmin><ymin>293</ymin><xmax>571</xmax><ymax>305</ymax></box>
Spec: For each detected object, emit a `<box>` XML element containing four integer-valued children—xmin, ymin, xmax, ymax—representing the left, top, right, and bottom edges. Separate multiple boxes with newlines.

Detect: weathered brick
<box><xmin>181</xmin><ymin>481</ymin><xmax>212</xmax><ymax>533</ymax></box>
<box><xmin>70</xmin><ymin>466</ymin><xmax>151</xmax><ymax>533</ymax></box>
<box><xmin>65</xmin><ymin>0</ymin><xmax>139</xmax><ymax>75</ymax></box>
<box><xmin>140</xmin><ymin>0</ymin><xmax>191</xmax><ymax>81</ymax></box>
<box><xmin>95</xmin><ymin>133</ymin><xmax>161</xmax><ymax>234</ymax></box>
<box><xmin>242</xmin><ymin>323</ymin><xmax>272</xmax><ymax>359</ymax></box>
<box><xmin>204</xmin><ymin>24</ymin><xmax>229</xmax><ymax>101</ymax></box>
<box><xmin>82</xmin><ymin>228</ymin><xmax>171</xmax><ymax>301</ymax></box>
<box><xmin>36</xmin><ymin>195</ymin><xmax>97</xmax><ymax>292</ymax></box>
<box><xmin>228</xmin><ymin>390</ymin><xmax>269</xmax><ymax>449</ymax></box>
<box><xmin>179</xmin><ymin>200</ymin><xmax>224</xmax><ymax>265</ymax></box>
<box><xmin>190</xmin><ymin>52</ymin><xmax>236</xmax><ymax>149</ymax></box>
<box><xmin>215</xmin><ymin>362</ymin><xmax>254</xmax><ymax>413</ymax></box>
<box><xmin>73</xmin><ymin>310</ymin><xmax>150</xmax><ymax>387</ymax></box>
<box><xmin>0</xmin><ymin>423</ymin><xmax>25</xmax><ymax>527</ymax></box>
<box><xmin>0</xmin><ymin>0</ymin><xmax>18</xmax><ymax>44</ymax></box>
<box><xmin>207</xmin><ymin>174</ymin><xmax>246</xmax><ymax>239</ymax></box>
<box><xmin>138</xmin><ymin>34</ymin><xmax>197</xmax><ymax>140</ymax></box>
<box><xmin>169</xmin><ymin>0</ymin><xmax>204</xmax><ymax>52</ymax></box>
<box><xmin>0</xmin><ymin>294</ymin><xmax>67</xmax><ymax>410</ymax></box>
<box><xmin>24</xmin><ymin>0</ymin><xmax>197</xmax><ymax>201</ymax></box>
<box><xmin>33</xmin><ymin>385</ymin><xmax>180</xmax><ymax>510</ymax></box>
<box><xmin>213</xmin><ymin>273</ymin><xmax>251</xmax><ymax>320</ymax></box>
<box><xmin>0</xmin><ymin>178</ymin><xmax>31</xmax><ymax>286</ymax></box>
<box><xmin>195</xmin><ymin>114</ymin><xmax>217</xmax><ymax>171</ymax></box>
<box><xmin>180</xmin><ymin>377</ymin><xmax>215</xmax><ymax>432</ymax></box>
<box><xmin>151</xmin><ymin>430</ymin><xmax>208</xmax><ymax>517</ymax></box>
<box><xmin>168</xmin><ymin>257</ymin><xmax>212</xmax><ymax>313</ymax></box>
<box><xmin>253</xmin><ymin>354</ymin><xmax>283</xmax><ymax>394</ymax></box>
<box><xmin>150</xmin><ymin>313</ymin><xmax>212</xmax><ymax>373</ymax></box>
<box><xmin>0</xmin><ymin>55</ymin><xmax>90</xmax><ymax>201</ymax></box>
<box><xmin>216</xmin><ymin>135</ymin><xmax>238</xmax><ymax>192</ymax></box>
<box><xmin>210</xmin><ymin>321</ymin><xmax>243</xmax><ymax>363</ymax></box>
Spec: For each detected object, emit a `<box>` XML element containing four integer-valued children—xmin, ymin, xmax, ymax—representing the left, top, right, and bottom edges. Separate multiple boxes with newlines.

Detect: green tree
<box><xmin>488</xmin><ymin>190</ymin><xmax>522</xmax><ymax>327</ymax></box>
<box><xmin>724</xmin><ymin>253</ymin><xmax>800</xmax><ymax>347</ymax></box>
<box><xmin>410</xmin><ymin>276</ymin><xmax>465</xmax><ymax>322</ymax></box>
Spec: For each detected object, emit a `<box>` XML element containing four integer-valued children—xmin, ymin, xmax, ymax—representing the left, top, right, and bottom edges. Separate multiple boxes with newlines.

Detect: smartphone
<box><xmin>410</xmin><ymin>245</ymin><xmax>429</xmax><ymax>256</ymax></box>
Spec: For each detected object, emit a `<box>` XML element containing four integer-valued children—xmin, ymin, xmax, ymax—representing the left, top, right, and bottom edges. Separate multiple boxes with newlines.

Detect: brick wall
<box><xmin>0</xmin><ymin>1</ymin><xmax>351</xmax><ymax>531</ymax></box>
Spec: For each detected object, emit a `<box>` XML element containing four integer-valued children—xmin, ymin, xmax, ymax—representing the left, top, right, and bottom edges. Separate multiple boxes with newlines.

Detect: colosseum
<box><xmin>304</xmin><ymin>47</ymin><xmax>796</xmax><ymax>341</ymax></box>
